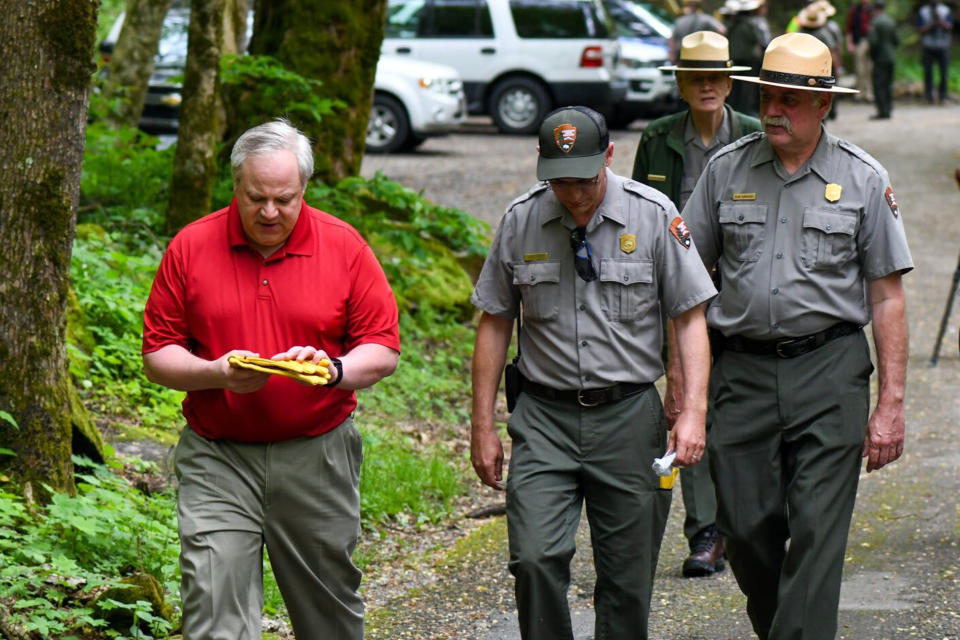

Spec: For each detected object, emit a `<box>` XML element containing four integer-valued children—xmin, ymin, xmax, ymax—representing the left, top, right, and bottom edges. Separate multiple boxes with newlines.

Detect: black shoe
<box><xmin>682</xmin><ymin>525</ymin><xmax>725</xmax><ymax>578</ymax></box>
<box><xmin>869</xmin><ymin>114</ymin><xmax>890</xmax><ymax>120</ymax></box>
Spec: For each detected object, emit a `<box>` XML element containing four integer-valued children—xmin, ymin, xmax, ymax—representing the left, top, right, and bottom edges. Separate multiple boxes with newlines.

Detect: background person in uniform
<box><xmin>797</xmin><ymin>0</ymin><xmax>845</xmax><ymax>119</ymax></box>
<box><xmin>845</xmin><ymin>0</ymin><xmax>875</xmax><ymax>100</ymax></box>
<box><xmin>916</xmin><ymin>0</ymin><xmax>954</xmax><ymax>104</ymax></box>
<box><xmin>680</xmin><ymin>33</ymin><xmax>913</xmax><ymax>639</ymax></box>
<box><xmin>631</xmin><ymin>30</ymin><xmax>760</xmax><ymax>579</ymax></box>
<box><xmin>727</xmin><ymin>0</ymin><xmax>769</xmax><ymax>115</ymax></box>
<box><xmin>868</xmin><ymin>0</ymin><xmax>899</xmax><ymax>119</ymax></box>
<box><xmin>142</xmin><ymin>119</ymin><xmax>401</xmax><ymax>639</ymax></box>
<box><xmin>470</xmin><ymin>106</ymin><xmax>716</xmax><ymax>640</ymax></box>
<box><xmin>670</xmin><ymin>0</ymin><xmax>726</xmax><ymax>64</ymax></box>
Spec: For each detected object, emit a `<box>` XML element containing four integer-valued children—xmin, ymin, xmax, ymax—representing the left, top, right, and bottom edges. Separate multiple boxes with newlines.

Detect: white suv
<box><xmin>382</xmin><ymin>0</ymin><xmax>627</xmax><ymax>135</ymax></box>
<box><xmin>367</xmin><ymin>56</ymin><xmax>467</xmax><ymax>153</ymax></box>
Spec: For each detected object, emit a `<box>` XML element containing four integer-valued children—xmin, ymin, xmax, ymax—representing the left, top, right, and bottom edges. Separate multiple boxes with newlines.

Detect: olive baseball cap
<box><xmin>536</xmin><ymin>107</ymin><xmax>608</xmax><ymax>181</ymax></box>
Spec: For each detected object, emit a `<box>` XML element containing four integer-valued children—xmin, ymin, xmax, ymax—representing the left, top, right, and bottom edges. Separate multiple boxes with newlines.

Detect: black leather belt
<box><xmin>722</xmin><ymin>321</ymin><xmax>862</xmax><ymax>359</ymax></box>
<box><xmin>521</xmin><ymin>379</ymin><xmax>651</xmax><ymax>407</ymax></box>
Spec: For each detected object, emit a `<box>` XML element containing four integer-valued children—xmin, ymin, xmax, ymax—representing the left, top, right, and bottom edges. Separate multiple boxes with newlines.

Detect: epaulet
<box><xmin>713</xmin><ymin>130</ymin><xmax>763</xmax><ymax>160</ymax></box>
<box><xmin>837</xmin><ymin>138</ymin><xmax>885</xmax><ymax>178</ymax></box>
<box><xmin>504</xmin><ymin>182</ymin><xmax>549</xmax><ymax>215</ymax></box>
<box><xmin>622</xmin><ymin>178</ymin><xmax>674</xmax><ymax>212</ymax></box>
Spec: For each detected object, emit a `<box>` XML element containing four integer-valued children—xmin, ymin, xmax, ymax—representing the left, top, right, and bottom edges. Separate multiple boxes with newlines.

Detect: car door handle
<box><xmin>480</xmin><ymin>47</ymin><xmax>496</xmax><ymax>54</ymax></box>
<box><xmin>395</xmin><ymin>47</ymin><xmax>411</xmax><ymax>54</ymax></box>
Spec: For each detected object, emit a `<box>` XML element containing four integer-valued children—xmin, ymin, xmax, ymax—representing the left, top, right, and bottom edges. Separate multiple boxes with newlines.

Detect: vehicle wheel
<box><xmin>489</xmin><ymin>77</ymin><xmax>551</xmax><ymax>135</ymax></box>
<box><xmin>367</xmin><ymin>94</ymin><xmax>410</xmax><ymax>154</ymax></box>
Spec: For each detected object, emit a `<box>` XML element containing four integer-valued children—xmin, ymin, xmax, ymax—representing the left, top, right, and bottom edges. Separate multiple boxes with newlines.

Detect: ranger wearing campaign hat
<box><xmin>633</xmin><ymin>31</ymin><xmax>761</xmax><ymax>580</ymax></box>
<box><xmin>732</xmin><ymin>31</ymin><xmax>858</xmax><ymax>93</ymax></box>
<box><xmin>679</xmin><ymin>21</ymin><xmax>912</xmax><ymax>640</ymax></box>
<box><xmin>471</xmin><ymin>105</ymin><xmax>716</xmax><ymax>639</ymax></box>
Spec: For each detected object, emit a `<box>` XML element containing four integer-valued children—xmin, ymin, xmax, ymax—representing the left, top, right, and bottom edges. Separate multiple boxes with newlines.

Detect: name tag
<box><xmin>524</xmin><ymin>253</ymin><xmax>548</xmax><ymax>262</ymax></box>
<box><xmin>647</xmin><ymin>173</ymin><xmax>667</xmax><ymax>182</ymax></box>
<box><xmin>732</xmin><ymin>193</ymin><xmax>757</xmax><ymax>201</ymax></box>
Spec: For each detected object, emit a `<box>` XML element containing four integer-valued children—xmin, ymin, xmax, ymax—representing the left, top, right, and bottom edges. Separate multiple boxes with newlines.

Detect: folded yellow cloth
<box><xmin>228</xmin><ymin>355</ymin><xmax>332</xmax><ymax>386</ymax></box>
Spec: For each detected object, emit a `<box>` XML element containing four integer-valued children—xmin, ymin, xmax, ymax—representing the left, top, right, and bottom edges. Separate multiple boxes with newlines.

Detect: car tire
<box><xmin>367</xmin><ymin>94</ymin><xmax>410</xmax><ymax>154</ymax></box>
<box><xmin>489</xmin><ymin>77</ymin><xmax>551</xmax><ymax>135</ymax></box>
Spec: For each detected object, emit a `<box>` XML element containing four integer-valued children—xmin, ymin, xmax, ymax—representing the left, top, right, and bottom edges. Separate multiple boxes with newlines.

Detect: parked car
<box><xmin>604</xmin><ymin>0</ymin><xmax>680</xmax><ymax>127</ymax></box>
<box><xmin>367</xmin><ymin>55</ymin><xmax>466</xmax><ymax>153</ymax></box>
<box><xmin>381</xmin><ymin>0</ymin><xmax>627</xmax><ymax>135</ymax></box>
<box><xmin>100</xmin><ymin>9</ymin><xmax>466</xmax><ymax>154</ymax></box>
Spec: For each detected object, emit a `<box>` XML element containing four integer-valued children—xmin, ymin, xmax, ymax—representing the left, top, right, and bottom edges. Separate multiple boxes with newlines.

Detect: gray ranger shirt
<box><xmin>683</xmin><ymin>129</ymin><xmax>913</xmax><ymax>340</ymax></box>
<box><xmin>472</xmin><ymin>169</ymin><xmax>717</xmax><ymax>389</ymax></box>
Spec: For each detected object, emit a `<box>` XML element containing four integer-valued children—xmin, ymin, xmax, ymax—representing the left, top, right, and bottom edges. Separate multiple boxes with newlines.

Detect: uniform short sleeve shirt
<box><xmin>683</xmin><ymin>129</ymin><xmax>913</xmax><ymax>339</ymax></box>
<box><xmin>472</xmin><ymin>170</ymin><xmax>717</xmax><ymax>388</ymax></box>
<box><xmin>142</xmin><ymin>200</ymin><xmax>400</xmax><ymax>442</ymax></box>
<box><xmin>681</xmin><ymin>110</ymin><xmax>732</xmax><ymax>211</ymax></box>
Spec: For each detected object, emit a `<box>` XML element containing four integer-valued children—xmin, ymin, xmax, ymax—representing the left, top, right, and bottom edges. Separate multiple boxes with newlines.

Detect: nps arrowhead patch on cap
<box><xmin>553</xmin><ymin>124</ymin><xmax>577</xmax><ymax>153</ymax></box>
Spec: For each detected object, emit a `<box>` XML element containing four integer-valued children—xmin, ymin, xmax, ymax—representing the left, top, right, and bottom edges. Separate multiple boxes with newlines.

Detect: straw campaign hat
<box><xmin>738</xmin><ymin>0</ymin><xmax>765</xmax><ymax>11</ymax></box>
<box><xmin>797</xmin><ymin>3</ymin><xmax>829</xmax><ymax>28</ymax></box>
<box><xmin>659</xmin><ymin>31</ymin><xmax>752</xmax><ymax>73</ymax></box>
<box><xmin>731</xmin><ymin>32</ymin><xmax>858</xmax><ymax>93</ymax></box>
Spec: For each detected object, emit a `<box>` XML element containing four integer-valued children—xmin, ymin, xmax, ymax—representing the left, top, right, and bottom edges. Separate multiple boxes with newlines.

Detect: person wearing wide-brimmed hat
<box><xmin>471</xmin><ymin>106</ymin><xmax>716</xmax><ymax>640</ymax></box>
<box><xmin>679</xmin><ymin>32</ymin><xmax>913</xmax><ymax>639</ymax></box>
<box><xmin>632</xmin><ymin>30</ymin><xmax>760</xmax><ymax>581</ymax></box>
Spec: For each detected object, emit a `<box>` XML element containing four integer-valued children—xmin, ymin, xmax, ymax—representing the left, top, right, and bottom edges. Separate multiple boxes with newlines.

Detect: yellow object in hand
<box><xmin>228</xmin><ymin>355</ymin><xmax>332</xmax><ymax>386</ymax></box>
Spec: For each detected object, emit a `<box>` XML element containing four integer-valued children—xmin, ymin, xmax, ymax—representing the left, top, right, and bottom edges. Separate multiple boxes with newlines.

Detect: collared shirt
<box><xmin>142</xmin><ymin>199</ymin><xmax>400</xmax><ymax>442</ymax></box>
<box><xmin>680</xmin><ymin>109</ymin><xmax>732</xmax><ymax>211</ymax></box>
<box><xmin>472</xmin><ymin>170</ymin><xmax>716</xmax><ymax>388</ymax></box>
<box><xmin>683</xmin><ymin>129</ymin><xmax>913</xmax><ymax>340</ymax></box>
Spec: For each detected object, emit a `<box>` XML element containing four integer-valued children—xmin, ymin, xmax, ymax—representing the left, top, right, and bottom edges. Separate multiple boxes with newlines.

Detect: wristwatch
<box><xmin>328</xmin><ymin>357</ymin><xmax>343</xmax><ymax>387</ymax></box>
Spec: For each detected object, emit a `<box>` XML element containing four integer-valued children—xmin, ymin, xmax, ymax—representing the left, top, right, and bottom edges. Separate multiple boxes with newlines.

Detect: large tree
<box><xmin>101</xmin><ymin>0</ymin><xmax>174</xmax><ymax>128</ymax></box>
<box><xmin>165</xmin><ymin>0</ymin><xmax>226</xmax><ymax>234</ymax></box>
<box><xmin>0</xmin><ymin>0</ymin><xmax>99</xmax><ymax>497</ymax></box>
<box><xmin>250</xmin><ymin>0</ymin><xmax>389</xmax><ymax>184</ymax></box>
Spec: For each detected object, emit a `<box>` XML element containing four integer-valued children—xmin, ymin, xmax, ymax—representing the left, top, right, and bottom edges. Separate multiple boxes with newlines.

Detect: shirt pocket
<box><xmin>718</xmin><ymin>202</ymin><xmax>767</xmax><ymax>262</ymax></box>
<box><xmin>513</xmin><ymin>261</ymin><xmax>561</xmax><ymax>321</ymax></box>
<box><xmin>599</xmin><ymin>259</ymin><xmax>655</xmax><ymax>324</ymax></box>
<box><xmin>801</xmin><ymin>207</ymin><xmax>858</xmax><ymax>270</ymax></box>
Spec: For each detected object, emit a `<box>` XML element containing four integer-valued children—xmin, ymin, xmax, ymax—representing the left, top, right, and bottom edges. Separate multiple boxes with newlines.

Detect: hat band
<box><xmin>759</xmin><ymin>69</ymin><xmax>836</xmax><ymax>89</ymax></box>
<box><xmin>678</xmin><ymin>59</ymin><xmax>734</xmax><ymax>69</ymax></box>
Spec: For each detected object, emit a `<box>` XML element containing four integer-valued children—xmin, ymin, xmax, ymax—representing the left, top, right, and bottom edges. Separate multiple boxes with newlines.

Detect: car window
<box><xmin>510</xmin><ymin>0</ymin><xmax>608</xmax><ymax>39</ymax></box>
<box><xmin>386</xmin><ymin>0</ymin><xmax>427</xmax><ymax>38</ymax></box>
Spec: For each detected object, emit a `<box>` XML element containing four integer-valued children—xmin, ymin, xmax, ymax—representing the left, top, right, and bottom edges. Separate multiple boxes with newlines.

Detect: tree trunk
<box><xmin>165</xmin><ymin>0</ymin><xmax>225</xmax><ymax>235</ymax></box>
<box><xmin>249</xmin><ymin>0</ymin><xmax>388</xmax><ymax>184</ymax></box>
<box><xmin>0</xmin><ymin>0</ymin><xmax>99</xmax><ymax>498</ymax></box>
<box><xmin>102</xmin><ymin>0</ymin><xmax>174</xmax><ymax>129</ymax></box>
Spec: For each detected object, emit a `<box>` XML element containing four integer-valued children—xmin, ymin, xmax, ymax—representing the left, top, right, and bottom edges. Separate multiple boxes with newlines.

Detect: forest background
<box><xmin>0</xmin><ymin>0</ymin><xmax>956</xmax><ymax>638</ymax></box>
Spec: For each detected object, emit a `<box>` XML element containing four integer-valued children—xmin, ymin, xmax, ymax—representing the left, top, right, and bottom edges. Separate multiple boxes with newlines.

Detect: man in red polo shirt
<box><xmin>142</xmin><ymin>119</ymin><xmax>400</xmax><ymax>639</ymax></box>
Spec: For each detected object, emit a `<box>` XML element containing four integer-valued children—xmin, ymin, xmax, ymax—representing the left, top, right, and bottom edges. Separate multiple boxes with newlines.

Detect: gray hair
<box><xmin>231</xmin><ymin>118</ymin><xmax>314</xmax><ymax>189</ymax></box>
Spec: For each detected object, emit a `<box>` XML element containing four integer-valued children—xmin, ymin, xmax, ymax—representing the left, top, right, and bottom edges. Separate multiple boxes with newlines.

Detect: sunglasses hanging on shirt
<box><xmin>569</xmin><ymin>226</ymin><xmax>597</xmax><ymax>282</ymax></box>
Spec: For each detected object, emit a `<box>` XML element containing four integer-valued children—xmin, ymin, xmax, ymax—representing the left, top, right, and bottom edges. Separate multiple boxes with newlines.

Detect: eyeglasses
<box><xmin>569</xmin><ymin>227</ymin><xmax>597</xmax><ymax>282</ymax></box>
<box><xmin>549</xmin><ymin>173</ymin><xmax>602</xmax><ymax>190</ymax></box>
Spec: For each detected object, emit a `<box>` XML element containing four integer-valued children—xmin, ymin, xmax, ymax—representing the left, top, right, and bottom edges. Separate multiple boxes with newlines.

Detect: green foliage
<box><xmin>220</xmin><ymin>54</ymin><xmax>343</xmax><ymax>133</ymax></box>
<box><xmin>896</xmin><ymin>46</ymin><xmax>960</xmax><ymax>95</ymax></box>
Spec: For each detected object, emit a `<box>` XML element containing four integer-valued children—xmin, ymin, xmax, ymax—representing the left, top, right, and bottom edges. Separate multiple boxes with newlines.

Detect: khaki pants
<box><xmin>854</xmin><ymin>39</ymin><xmax>874</xmax><ymax>100</ymax></box>
<box><xmin>708</xmin><ymin>331</ymin><xmax>872</xmax><ymax>640</ymax></box>
<box><xmin>175</xmin><ymin>420</ymin><xmax>364</xmax><ymax>640</ymax></box>
<box><xmin>506</xmin><ymin>387</ymin><xmax>671</xmax><ymax>640</ymax></box>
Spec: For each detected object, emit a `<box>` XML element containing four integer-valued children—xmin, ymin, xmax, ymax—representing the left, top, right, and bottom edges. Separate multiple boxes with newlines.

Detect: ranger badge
<box><xmin>825</xmin><ymin>183</ymin><xmax>842</xmax><ymax>202</ymax></box>
<box><xmin>620</xmin><ymin>233</ymin><xmax>636</xmax><ymax>254</ymax></box>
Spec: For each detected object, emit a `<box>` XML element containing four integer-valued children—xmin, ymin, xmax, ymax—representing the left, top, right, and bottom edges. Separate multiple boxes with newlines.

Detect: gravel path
<box><xmin>358</xmin><ymin>100</ymin><xmax>960</xmax><ymax>640</ymax></box>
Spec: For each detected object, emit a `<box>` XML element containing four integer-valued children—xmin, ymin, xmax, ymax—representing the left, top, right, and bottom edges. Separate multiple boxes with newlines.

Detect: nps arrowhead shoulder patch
<box><xmin>669</xmin><ymin>217</ymin><xmax>692</xmax><ymax>250</ymax></box>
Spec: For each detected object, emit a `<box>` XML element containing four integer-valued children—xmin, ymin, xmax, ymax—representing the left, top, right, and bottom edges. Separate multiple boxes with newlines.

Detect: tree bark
<box><xmin>0</xmin><ymin>0</ymin><xmax>99</xmax><ymax>498</ymax></box>
<box><xmin>102</xmin><ymin>0</ymin><xmax>174</xmax><ymax>129</ymax></box>
<box><xmin>165</xmin><ymin>0</ymin><xmax>225</xmax><ymax>235</ymax></box>
<box><xmin>249</xmin><ymin>0</ymin><xmax>388</xmax><ymax>184</ymax></box>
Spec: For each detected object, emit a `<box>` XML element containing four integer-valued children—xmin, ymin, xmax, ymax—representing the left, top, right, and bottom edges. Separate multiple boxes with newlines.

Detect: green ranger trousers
<box><xmin>872</xmin><ymin>61</ymin><xmax>895</xmax><ymax>118</ymax></box>
<box><xmin>175</xmin><ymin>420</ymin><xmax>364</xmax><ymax>640</ymax></box>
<box><xmin>506</xmin><ymin>387</ymin><xmax>672</xmax><ymax>640</ymax></box>
<box><xmin>708</xmin><ymin>331</ymin><xmax>873</xmax><ymax>640</ymax></box>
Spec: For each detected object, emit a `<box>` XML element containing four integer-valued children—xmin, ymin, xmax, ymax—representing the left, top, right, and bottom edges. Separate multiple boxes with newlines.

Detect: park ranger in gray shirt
<box><xmin>470</xmin><ymin>106</ymin><xmax>715</xmax><ymax>640</ymax></box>
<box><xmin>680</xmin><ymin>33</ymin><xmax>913</xmax><ymax>640</ymax></box>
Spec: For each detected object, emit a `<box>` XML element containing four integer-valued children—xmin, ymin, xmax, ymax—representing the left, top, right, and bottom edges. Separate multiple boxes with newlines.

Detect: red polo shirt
<box><xmin>142</xmin><ymin>199</ymin><xmax>400</xmax><ymax>442</ymax></box>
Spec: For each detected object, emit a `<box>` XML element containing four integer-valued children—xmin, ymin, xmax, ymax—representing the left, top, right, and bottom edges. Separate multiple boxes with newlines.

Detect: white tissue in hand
<box><xmin>652</xmin><ymin>450</ymin><xmax>677</xmax><ymax>476</ymax></box>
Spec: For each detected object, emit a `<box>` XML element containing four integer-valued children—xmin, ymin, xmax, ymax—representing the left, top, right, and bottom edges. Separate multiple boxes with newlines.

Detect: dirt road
<box><xmin>360</xmin><ymin>101</ymin><xmax>960</xmax><ymax>639</ymax></box>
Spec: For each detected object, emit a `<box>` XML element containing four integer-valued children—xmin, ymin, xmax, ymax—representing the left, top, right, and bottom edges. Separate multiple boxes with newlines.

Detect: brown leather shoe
<box><xmin>682</xmin><ymin>524</ymin><xmax>725</xmax><ymax>578</ymax></box>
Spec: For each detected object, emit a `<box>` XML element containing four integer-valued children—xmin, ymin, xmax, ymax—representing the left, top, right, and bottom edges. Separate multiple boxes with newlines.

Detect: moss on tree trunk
<box><xmin>0</xmin><ymin>0</ymin><xmax>99</xmax><ymax>499</ymax></box>
<box><xmin>249</xmin><ymin>0</ymin><xmax>388</xmax><ymax>184</ymax></box>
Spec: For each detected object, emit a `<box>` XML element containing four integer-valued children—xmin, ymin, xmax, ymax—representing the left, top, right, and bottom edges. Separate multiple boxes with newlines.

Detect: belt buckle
<box><xmin>775</xmin><ymin>338</ymin><xmax>796</xmax><ymax>358</ymax></box>
<box><xmin>577</xmin><ymin>389</ymin><xmax>601</xmax><ymax>407</ymax></box>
